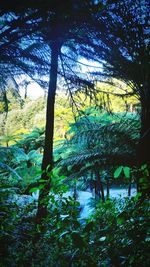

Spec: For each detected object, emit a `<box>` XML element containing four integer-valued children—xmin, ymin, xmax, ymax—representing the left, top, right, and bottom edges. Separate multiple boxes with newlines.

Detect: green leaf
<box><xmin>141</xmin><ymin>164</ymin><xmax>149</xmax><ymax>176</ymax></box>
<box><xmin>123</xmin><ymin>166</ymin><xmax>130</xmax><ymax>179</ymax></box>
<box><xmin>117</xmin><ymin>211</ymin><xmax>127</xmax><ymax>225</ymax></box>
<box><xmin>60</xmin><ymin>215</ymin><xmax>70</xmax><ymax>221</ymax></box>
<box><xmin>134</xmin><ymin>192</ymin><xmax>142</xmax><ymax>201</ymax></box>
<box><xmin>99</xmin><ymin>236</ymin><xmax>106</xmax><ymax>242</ymax></box>
<box><xmin>59</xmin><ymin>175</ymin><xmax>66</xmax><ymax>180</ymax></box>
<box><xmin>59</xmin><ymin>231</ymin><xmax>69</xmax><ymax>239</ymax></box>
<box><xmin>36</xmin><ymin>224</ymin><xmax>41</xmax><ymax>233</ymax></box>
<box><xmin>39</xmin><ymin>179</ymin><xmax>47</xmax><ymax>183</ymax></box>
<box><xmin>114</xmin><ymin>166</ymin><xmax>123</xmax><ymax>178</ymax></box>
<box><xmin>46</xmin><ymin>164</ymin><xmax>51</xmax><ymax>173</ymax></box>
<box><xmin>39</xmin><ymin>184</ymin><xmax>45</xmax><ymax>190</ymax></box>
<box><xmin>29</xmin><ymin>187</ymin><xmax>39</xmax><ymax>193</ymax></box>
<box><xmin>117</xmin><ymin>217</ymin><xmax>125</xmax><ymax>225</ymax></box>
<box><xmin>139</xmin><ymin>177</ymin><xmax>146</xmax><ymax>183</ymax></box>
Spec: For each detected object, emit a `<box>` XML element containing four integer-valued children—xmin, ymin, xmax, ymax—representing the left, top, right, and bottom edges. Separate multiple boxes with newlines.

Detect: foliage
<box><xmin>0</xmin><ymin>106</ymin><xmax>149</xmax><ymax>266</ymax></box>
<box><xmin>0</xmin><ymin>1</ymin><xmax>149</xmax><ymax>262</ymax></box>
<box><xmin>114</xmin><ymin>166</ymin><xmax>131</xmax><ymax>179</ymax></box>
<box><xmin>2</xmin><ymin>98</ymin><xmax>46</xmax><ymax>134</ymax></box>
<box><xmin>57</xmin><ymin>109</ymin><xmax>140</xmax><ymax>196</ymax></box>
<box><xmin>0</xmin><ymin>134</ymin><xmax>42</xmax><ymax>191</ymax></box>
<box><xmin>1</xmin><ymin>181</ymin><xmax>149</xmax><ymax>266</ymax></box>
<box><xmin>0</xmin><ymin>94</ymin><xmax>74</xmax><ymax>141</ymax></box>
<box><xmin>80</xmin><ymin>0</ymin><xmax>150</xmax><ymax>170</ymax></box>
<box><xmin>16</xmin><ymin>127</ymin><xmax>45</xmax><ymax>153</ymax></box>
<box><xmin>96</xmin><ymin>80</ymin><xmax>139</xmax><ymax>113</ymax></box>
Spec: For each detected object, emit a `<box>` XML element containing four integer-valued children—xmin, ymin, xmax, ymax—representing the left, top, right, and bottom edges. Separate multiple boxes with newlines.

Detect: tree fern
<box><xmin>57</xmin><ymin>111</ymin><xmax>140</xmax><ymax>193</ymax></box>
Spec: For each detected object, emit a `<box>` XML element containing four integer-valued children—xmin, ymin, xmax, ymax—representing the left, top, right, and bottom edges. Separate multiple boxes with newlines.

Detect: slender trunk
<box><xmin>106</xmin><ymin>178</ymin><xmax>110</xmax><ymax>199</ymax></box>
<box><xmin>99</xmin><ymin>179</ymin><xmax>105</xmax><ymax>202</ymax></box>
<box><xmin>95</xmin><ymin>171</ymin><xmax>105</xmax><ymax>202</ymax></box>
<box><xmin>73</xmin><ymin>180</ymin><xmax>77</xmax><ymax>201</ymax></box>
<box><xmin>2</xmin><ymin>91</ymin><xmax>8</xmax><ymax>135</ymax></box>
<box><xmin>94</xmin><ymin>180</ymin><xmax>99</xmax><ymax>199</ymax></box>
<box><xmin>36</xmin><ymin>42</ymin><xmax>61</xmax><ymax>224</ymax></box>
<box><xmin>24</xmin><ymin>87</ymin><xmax>27</xmax><ymax>99</ymax></box>
<box><xmin>136</xmin><ymin>175</ymin><xmax>140</xmax><ymax>192</ymax></box>
<box><xmin>139</xmin><ymin>102</ymin><xmax>150</xmax><ymax>168</ymax></box>
<box><xmin>128</xmin><ymin>178</ymin><xmax>131</xmax><ymax>197</ymax></box>
<box><xmin>44</xmin><ymin>90</ymin><xmax>47</xmax><ymax>99</ymax></box>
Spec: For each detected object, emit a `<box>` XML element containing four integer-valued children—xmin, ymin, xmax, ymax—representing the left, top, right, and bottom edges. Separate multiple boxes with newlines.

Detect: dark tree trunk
<box><xmin>139</xmin><ymin>102</ymin><xmax>150</xmax><ymax>168</ymax></box>
<box><xmin>106</xmin><ymin>178</ymin><xmax>110</xmax><ymax>199</ymax></box>
<box><xmin>73</xmin><ymin>179</ymin><xmax>77</xmax><ymax>201</ymax></box>
<box><xmin>128</xmin><ymin>178</ymin><xmax>131</xmax><ymax>197</ymax></box>
<box><xmin>137</xmin><ymin>89</ymin><xmax>150</xmax><ymax>196</ymax></box>
<box><xmin>95</xmin><ymin>171</ymin><xmax>105</xmax><ymax>202</ymax></box>
<box><xmin>36</xmin><ymin>42</ymin><xmax>61</xmax><ymax>224</ymax></box>
<box><xmin>24</xmin><ymin>87</ymin><xmax>27</xmax><ymax>99</ymax></box>
<box><xmin>99</xmin><ymin>179</ymin><xmax>105</xmax><ymax>202</ymax></box>
<box><xmin>94</xmin><ymin>180</ymin><xmax>99</xmax><ymax>199</ymax></box>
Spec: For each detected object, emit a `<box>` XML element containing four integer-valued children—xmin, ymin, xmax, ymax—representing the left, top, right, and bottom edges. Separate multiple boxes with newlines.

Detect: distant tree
<box><xmin>0</xmin><ymin>8</ymin><xmax>49</xmax><ymax>107</ymax></box>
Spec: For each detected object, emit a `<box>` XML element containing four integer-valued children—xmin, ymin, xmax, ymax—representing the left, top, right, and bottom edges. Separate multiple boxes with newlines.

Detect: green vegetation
<box><xmin>0</xmin><ymin>92</ymin><xmax>149</xmax><ymax>266</ymax></box>
<box><xmin>0</xmin><ymin>170</ymin><xmax>149</xmax><ymax>266</ymax></box>
<box><xmin>0</xmin><ymin>1</ymin><xmax>149</xmax><ymax>266</ymax></box>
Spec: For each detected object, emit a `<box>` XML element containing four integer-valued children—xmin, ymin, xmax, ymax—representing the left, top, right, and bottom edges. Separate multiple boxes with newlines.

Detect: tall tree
<box><xmin>33</xmin><ymin>1</ymin><xmax>101</xmax><ymax>222</ymax></box>
<box><xmin>79</xmin><ymin>0</ymin><xmax>150</xmax><ymax>194</ymax></box>
<box><xmin>0</xmin><ymin>1</ymin><xmax>103</xmax><ymax>221</ymax></box>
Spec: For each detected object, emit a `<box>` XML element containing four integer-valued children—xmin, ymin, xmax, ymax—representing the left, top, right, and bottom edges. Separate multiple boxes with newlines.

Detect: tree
<box><xmin>79</xmin><ymin>0</ymin><xmax>150</xmax><ymax>194</ymax></box>
<box><xmin>0</xmin><ymin>1</ymin><xmax>104</xmax><ymax>222</ymax></box>
<box><xmin>0</xmin><ymin>8</ymin><xmax>49</xmax><ymax>104</ymax></box>
<box><xmin>57</xmin><ymin>109</ymin><xmax>139</xmax><ymax>201</ymax></box>
<box><xmin>35</xmin><ymin>1</ymin><xmax>102</xmax><ymax>222</ymax></box>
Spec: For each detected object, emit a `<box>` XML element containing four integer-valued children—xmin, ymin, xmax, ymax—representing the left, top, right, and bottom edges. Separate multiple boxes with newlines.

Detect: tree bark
<box><xmin>99</xmin><ymin>178</ymin><xmax>105</xmax><ymax>202</ymax></box>
<box><xmin>95</xmin><ymin>170</ymin><xmax>105</xmax><ymax>202</ymax></box>
<box><xmin>36</xmin><ymin>42</ymin><xmax>61</xmax><ymax>223</ymax></box>
<box><xmin>128</xmin><ymin>178</ymin><xmax>131</xmax><ymax>197</ymax></box>
<box><xmin>137</xmin><ymin>89</ymin><xmax>150</xmax><ymax>196</ymax></box>
<box><xmin>139</xmin><ymin>98</ymin><xmax>150</xmax><ymax>167</ymax></box>
<box><xmin>24</xmin><ymin>87</ymin><xmax>27</xmax><ymax>99</ymax></box>
<box><xmin>106</xmin><ymin>177</ymin><xmax>110</xmax><ymax>199</ymax></box>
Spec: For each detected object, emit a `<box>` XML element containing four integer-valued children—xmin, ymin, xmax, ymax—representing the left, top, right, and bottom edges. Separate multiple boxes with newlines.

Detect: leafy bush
<box><xmin>1</xmin><ymin>179</ymin><xmax>149</xmax><ymax>267</ymax></box>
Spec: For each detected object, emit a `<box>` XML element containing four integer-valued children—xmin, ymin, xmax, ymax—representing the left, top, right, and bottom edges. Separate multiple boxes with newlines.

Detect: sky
<box><xmin>19</xmin><ymin>58</ymin><xmax>102</xmax><ymax>99</ymax></box>
<box><xmin>20</xmin><ymin>83</ymin><xmax>45</xmax><ymax>99</ymax></box>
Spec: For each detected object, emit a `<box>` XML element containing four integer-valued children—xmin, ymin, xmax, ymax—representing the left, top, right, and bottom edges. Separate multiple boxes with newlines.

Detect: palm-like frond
<box><xmin>0</xmin><ymin>161</ymin><xmax>22</xmax><ymax>180</ymax></box>
<box><xmin>57</xmin><ymin>112</ymin><xmax>140</xmax><ymax>180</ymax></box>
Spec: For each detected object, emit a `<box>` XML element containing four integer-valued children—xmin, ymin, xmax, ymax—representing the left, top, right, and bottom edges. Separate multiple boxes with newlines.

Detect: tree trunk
<box><xmin>24</xmin><ymin>87</ymin><xmax>27</xmax><ymax>99</ymax></box>
<box><xmin>94</xmin><ymin>180</ymin><xmax>99</xmax><ymax>199</ymax></box>
<box><xmin>95</xmin><ymin>171</ymin><xmax>105</xmax><ymax>202</ymax></box>
<box><xmin>106</xmin><ymin>178</ymin><xmax>110</xmax><ymax>199</ymax></box>
<box><xmin>139</xmin><ymin>101</ymin><xmax>150</xmax><ymax>168</ymax></box>
<box><xmin>128</xmin><ymin>178</ymin><xmax>131</xmax><ymax>197</ymax></box>
<box><xmin>36</xmin><ymin>42</ymin><xmax>61</xmax><ymax>224</ymax></box>
<box><xmin>73</xmin><ymin>179</ymin><xmax>77</xmax><ymax>201</ymax></box>
<box><xmin>137</xmin><ymin>90</ymin><xmax>150</xmax><ymax>196</ymax></box>
<box><xmin>99</xmin><ymin>179</ymin><xmax>105</xmax><ymax>202</ymax></box>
